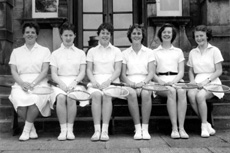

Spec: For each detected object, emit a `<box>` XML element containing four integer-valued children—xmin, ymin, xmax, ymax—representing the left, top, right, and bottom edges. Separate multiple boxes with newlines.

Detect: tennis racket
<box><xmin>103</xmin><ymin>86</ymin><xmax>129</xmax><ymax>98</ymax></box>
<box><xmin>203</xmin><ymin>84</ymin><xmax>230</xmax><ymax>93</ymax></box>
<box><xmin>27</xmin><ymin>86</ymin><xmax>53</xmax><ymax>95</ymax></box>
<box><xmin>111</xmin><ymin>82</ymin><xmax>169</xmax><ymax>92</ymax></box>
<box><xmin>47</xmin><ymin>80</ymin><xmax>91</xmax><ymax>101</ymax></box>
<box><xmin>172</xmin><ymin>82</ymin><xmax>198</xmax><ymax>89</ymax></box>
<box><xmin>142</xmin><ymin>83</ymin><xmax>169</xmax><ymax>91</ymax></box>
<box><xmin>173</xmin><ymin>82</ymin><xmax>230</xmax><ymax>93</ymax></box>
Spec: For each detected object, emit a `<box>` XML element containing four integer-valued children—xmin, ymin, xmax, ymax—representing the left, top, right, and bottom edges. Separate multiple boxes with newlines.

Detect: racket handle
<box><xmin>111</xmin><ymin>82</ymin><xmax>126</xmax><ymax>86</ymax></box>
<box><xmin>77</xmin><ymin>82</ymin><xmax>87</xmax><ymax>87</ymax></box>
<box><xmin>47</xmin><ymin>80</ymin><xmax>58</xmax><ymax>87</ymax></box>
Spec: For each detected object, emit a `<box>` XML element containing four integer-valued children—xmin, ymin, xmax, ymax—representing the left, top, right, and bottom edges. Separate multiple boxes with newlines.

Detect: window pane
<box><xmin>114</xmin><ymin>31</ymin><xmax>130</xmax><ymax>46</ymax></box>
<box><xmin>160</xmin><ymin>0</ymin><xmax>180</xmax><ymax>11</ymax></box>
<box><xmin>83</xmin><ymin>31</ymin><xmax>98</xmax><ymax>47</ymax></box>
<box><xmin>83</xmin><ymin>0</ymin><xmax>102</xmax><ymax>12</ymax></box>
<box><xmin>113</xmin><ymin>0</ymin><xmax>132</xmax><ymax>12</ymax></box>
<box><xmin>113</xmin><ymin>14</ymin><xmax>132</xmax><ymax>29</ymax></box>
<box><xmin>83</xmin><ymin>14</ymin><xmax>102</xmax><ymax>29</ymax></box>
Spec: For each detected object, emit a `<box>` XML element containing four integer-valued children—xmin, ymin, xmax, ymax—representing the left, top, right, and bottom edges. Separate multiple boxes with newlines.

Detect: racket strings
<box><xmin>204</xmin><ymin>84</ymin><xmax>230</xmax><ymax>93</ymax></box>
<box><xmin>173</xmin><ymin>83</ymin><xmax>198</xmax><ymax>89</ymax></box>
<box><xmin>103</xmin><ymin>87</ymin><xmax>129</xmax><ymax>97</ymax></box>
<box><xmin>142</xmin><ymin>84</ymin><xmax>168</xmax><ymax>91</ymax></box>
<box><xmin>30</xmin><ymin>87</ymin><xmax>53</xmax><ymax>95</ymax></box>
<box><xmin>68</xmin><ymin>90</ymin><xmax>91</xmax><ymax>100</ymax></box>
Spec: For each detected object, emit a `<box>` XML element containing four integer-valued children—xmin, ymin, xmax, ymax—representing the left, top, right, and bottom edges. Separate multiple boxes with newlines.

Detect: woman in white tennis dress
<box><xmin>50</xmin><ymin>22</ymin><xmax>87</xmax><ymax>141</ymax></box>
<box><xmin>9</xmin><ymin>22</ymin><xmax>51</xmax><ymax>141</ymax></box>
<box><xmin>121</xmin><ymin>24</ymin><xmax>154</xmax><ymax>140</ymax></box>
<box><xmin>87</xmin><ymin>23</ymin><xmax>122</xmax><ymax>141</ymax></box>
<box><xmin>152</xmin><ymin>23</ymin><xmax>189</xmax><ymax>139</ymax></box>
<box><xmin>187</xmin><ymin>25</ymin><xmax>224</xmax><ymax>138</ymax></box>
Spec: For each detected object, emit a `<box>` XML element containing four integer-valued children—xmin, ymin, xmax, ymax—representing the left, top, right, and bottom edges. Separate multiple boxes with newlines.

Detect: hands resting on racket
<box><xmin>20</xmin><ymin>81</ymin><xmax>36</xmax><ymax>92</ymax></box>
<box><xmin>91</xmin><ymin>80</ymin><xmax>111</xmax><ymax>90</ymax></box>
<box><xmin>58</xmin><ymin>81</ymin><xmax>78</xmax><ymax>93</ymax></box>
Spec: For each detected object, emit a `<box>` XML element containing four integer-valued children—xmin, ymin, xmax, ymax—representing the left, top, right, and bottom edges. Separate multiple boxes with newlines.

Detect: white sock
<box><xmin>102</xmin><ymin>124</ymin><xmax>108</xmax><ymax>133</ymax></box>
<box><xmin>67</xmin><ymin>123</ymin><xmax>74</xmax><ymax>132</ymax></box>
<box><xmin>24</xmin><ymin>121</ymin><xmax>33</xmax><ymax>133</ymax></box>
<box><xmin>60</xmin><ymin>123</ymin><xmax>67</xmax><ymax>132</ymax></box>
<box><xmin>94</xmin><ymin>124</ymin><xmax>101</xmax><ymax>132</ymax></box>
<box><xmin>135</xmin><ymin>124</ymin><xmax>142</xmax><ymax>132</ymax></box>
<box><xmin>142</xmin><ymin>124</ymin><xmax>149</xmax><ymax>131</ymax></box>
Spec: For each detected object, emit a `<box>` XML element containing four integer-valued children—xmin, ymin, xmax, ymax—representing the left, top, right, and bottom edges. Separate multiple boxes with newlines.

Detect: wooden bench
<box><xmin>110</xmin><ymin>80</ymin><xmax>230</xmax><ymax>134</ymax></box>
<box><xmin>0</xmin><ymin>75</ymin><xmax>229</xmax><ymax>135</ymax></box>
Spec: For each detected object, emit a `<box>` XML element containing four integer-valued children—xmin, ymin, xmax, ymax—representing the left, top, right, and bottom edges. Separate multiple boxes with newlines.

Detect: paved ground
<box><xmin>1</xmin><ymin>120</ymin><xmax>230</xmax><ymax>153</ymax></box>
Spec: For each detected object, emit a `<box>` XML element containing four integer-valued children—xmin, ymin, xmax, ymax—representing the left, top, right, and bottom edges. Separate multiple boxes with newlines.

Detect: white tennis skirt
<box><xmin>126</xmin><ymin>74</ymin><xmax>152</xmax><ymax>97</ymax></box>
<box><xmin>50</xmin><ymin>75</ymin><xmax>87</xmax><ymax>109</ymax></box>
<box><xmin>195</xmin><ymin>73</ymin><xmax>224</xmax><ymax>99</ymax></box>
<box><xmin>87</xmin><ymin>74</ymin><xmax>120</xmax><ymax>95</ymax></box>
<box><xmin>9</xmin><ymin>74</ymin><xmax>51</xmax><ymax>117</ymax></box>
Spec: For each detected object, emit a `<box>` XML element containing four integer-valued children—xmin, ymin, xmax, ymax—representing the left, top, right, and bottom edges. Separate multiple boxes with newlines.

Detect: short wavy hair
<box><xmin>192</xmin><ymin>25</ymin><xmax>212</xmax><ymax>41</ymax></box>
<box><xmin>157</xmin><ymin>23</ymin><xmax>177</xmax><ymax>43</ymax></box>
<box><xmin>22</xmin><ymin>22</ymin><xmax>40</xmax><ymax>35</ymax></box>
<box><xmin>127</xmin><ymin>24</ymin><xmax>146</xmax><ymax>43</ymax></box>
<box><xmin>97</xmin><ymin>23</ymin><xmax>114</xmax><ymax>36</ymax></box>
<box><xmin>59</xmin><ymin>22</ymin><xmax>76</xmax><ymax>35</ymax></box>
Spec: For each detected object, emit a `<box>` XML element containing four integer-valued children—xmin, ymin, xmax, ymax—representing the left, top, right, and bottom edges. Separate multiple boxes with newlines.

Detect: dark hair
<box><xmin>22</xmin><ymin>22</ymin><xmax>40</xmax><ymax>35</ymax></box>
<box><xmin>127</xmin><ymin>24</ymin><xmax>146</xmax><ymax>43</ymax></box>
<box><xmin>59</xmin><ymin>22</ymin><xmax>76</xmax><ymax>35</ymax></box>
<box><xmin>192</xmin><ymin>25</ymin><xmax>212</xmax><ymax>41</ymax></box>
<box><xmin>157</xmin><ymin>23</ymin><xmax>177</xmax><ymax>43</ymax></box>
<box><xmin>97</xmin><ymin>23</ymin><xmax>114</xmax><ymax>36</ymax></box>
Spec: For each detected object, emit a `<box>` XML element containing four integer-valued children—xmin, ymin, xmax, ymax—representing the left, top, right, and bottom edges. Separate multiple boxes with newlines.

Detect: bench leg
<box><xmin>207</xmin><ymin>102</ymin><xmax>214</xmax><ymax>127</ymax></box>
<box><xmin>12</xmin><ymin>110</ymin><xmax>20</xmax><ymax>136</ymax></box>
<box><xmin>109</xmin><ymin>118</ymin><xmax>114</xmax><ymax>135</ymax></box>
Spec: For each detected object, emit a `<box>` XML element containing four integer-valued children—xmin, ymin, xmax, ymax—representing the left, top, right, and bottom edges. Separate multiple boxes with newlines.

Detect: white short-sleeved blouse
<box><xmin>152</xmin><ymin>45</ymin><xmax>185</xmax><ymax>83</ymax></box>
<box><xmin>187</xmin><ymin>44</ymin><xmax>224</xmax><ymax>74</ymax></box>
<box><xmin>50</xmin><ymin>43</ymin><xmax>86</xmax><ymax>76</ymax></box>
<box><xmin>153</xmin><ymin>45</ymin><xmax>185</xmax><ymax>74</ymax></box>
<box><xmin>86</xmin><ymin>43</ymin><xmax>122</xmax><ymax>75</ymax></box>
<box><xmin>9</xmin><ymin>43</ymin><xmax>50</xmax><ymax>74</ymax></box>
<box><xmin>122</xmin><ymin>45</ymin><xmax>155</xmax><ymax>76</ymax></box>
<box><xmin>9</xmin><ymin>43</ymin><xmax>51</xmax><ymax>117</ymax></box>
<box><xmin>187</xmin><ymin>44</ymin><xmax>224</xmax><ymax>99</ymax></box>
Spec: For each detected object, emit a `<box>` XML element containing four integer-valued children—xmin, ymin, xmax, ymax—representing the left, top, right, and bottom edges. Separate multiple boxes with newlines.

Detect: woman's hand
<box><xmin>59</xmin><ymin>82</ymin><xmax>68</xmax><ymax>92</ymax></box>
<box><xmin>158</xmin><ymin>80</ymin><xmax>166</xmax><ymax>86</ymax></box>
<box><xmin>20</xmin><ymin>82</ymin><xmax>31</xmax><ymax>91</ymax></box>
<box><xmin>100</xmin><ymin>80</ymin><xmax>111</xmax><ymax>89</ymax></box>
<box><xmin>135</xmin><ymin>82</ymin><xmax>145</xmax><ymax>88</ymax></box>
<box><xmin>67</xmin><ymin>81</ymin><xmax>77</xmax><ymax>92</ymax></box>
<box><xmin>91</xmin><ymin>81</ymin><xmax>100</xmax><ymax>89</ymax></box>
<box><xmin>127</xmin><ymin>81</ymin><xmax>136</xmax><ymax>88</ymax></box>
<box><xmin>165</xmin><ymin>81</ymin><xmax>174</xmax><ymax>86</ymax></box>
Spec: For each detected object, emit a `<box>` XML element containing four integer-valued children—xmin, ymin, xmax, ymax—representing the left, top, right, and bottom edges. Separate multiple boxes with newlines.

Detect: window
<box><xmin>156</xmin><ymin>0</ymin><xmax>182</xmax><ymax>16</ymax></box>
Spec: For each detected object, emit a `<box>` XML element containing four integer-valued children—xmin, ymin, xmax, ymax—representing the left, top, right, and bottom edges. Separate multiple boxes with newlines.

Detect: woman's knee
<box><xmin>57</xmin><ymin>94</ymin><xmax>66</xmax><ymax>102</ymax></box>
<box><xmin>196</xmin><ymin>91</ymin><xmax>206</xmax><ymax>103</ymax></box>
<box><xmin>127</xmin><ymin>88</ymin><xmax>137</xmax><ymax>99</ymax></box>
<box><xmin>167</xmin><ymin>87</ymin><xmax>176</xmax><ymax>97</ymax></box>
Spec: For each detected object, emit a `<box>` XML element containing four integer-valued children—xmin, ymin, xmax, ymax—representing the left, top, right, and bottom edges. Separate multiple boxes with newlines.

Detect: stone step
<box><xmin>1</xmin><ymin>116</ymin><xmax>230</xmax><ymax>134</ymax></box>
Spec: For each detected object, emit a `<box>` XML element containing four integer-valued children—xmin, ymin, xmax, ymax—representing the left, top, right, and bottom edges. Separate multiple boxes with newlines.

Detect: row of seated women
<box><xmin>9</xmin><ymin>21</ymin><xmax>224</xmax><ymax>141</ymax></box>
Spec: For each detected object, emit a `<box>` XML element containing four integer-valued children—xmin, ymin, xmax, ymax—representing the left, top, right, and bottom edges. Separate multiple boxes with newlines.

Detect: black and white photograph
<box><xmin>32</xmin><ymin>0</ymin><xmax>58</xmax><ymax>18</ymax></box>
<box><xmin>0</xmin><ymin>0</ymin><xmax>230</xmax><ymax>153</ymax></box>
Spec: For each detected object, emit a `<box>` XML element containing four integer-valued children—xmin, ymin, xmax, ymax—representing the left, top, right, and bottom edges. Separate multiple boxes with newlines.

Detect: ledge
<box><xmin>148</xmin><ymin>16</ymin><xmax>191</xmax><ymax>26</ymax></box>
<box><xmin>19</xmin><ymin>18</ymin><xmax>67</xmax><ymax>29</ymax></box>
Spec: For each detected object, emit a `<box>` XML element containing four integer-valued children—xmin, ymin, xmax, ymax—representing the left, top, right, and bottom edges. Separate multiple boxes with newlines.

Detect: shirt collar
<box><xmin>194</xmin><ymin>43</ymin><xmax>214</xmax><ymax>52</ymax></box>
<box><xmin>98</xmin><ymin>42</ymin><xmax>112</xmax><ymax>49</ymax></box>
<box><xmin>60</xmin><ymin>43</ymin><xmax>75</xmax><ymax>51</ymax></box>
<box><xmin>23</xmin><ymin>42</ymin><xmax>39</xmax><ymax>51</ymax></box>
<box><xmin>158</xmin><ymin>45</ymin><xmax>175</xmax><ymax>50</ymax></box>
<box><xmin>128</xmin><ymin>45</ymin><xmax>146</xmax><ymax>54</ymax></box>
